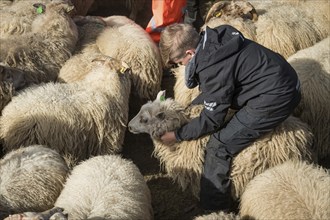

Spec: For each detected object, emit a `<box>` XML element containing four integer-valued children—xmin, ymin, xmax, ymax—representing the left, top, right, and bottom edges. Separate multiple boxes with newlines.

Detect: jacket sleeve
<box><xmin>176</xmin><ymin>69</ymin><xmax>235</xmax><ymax>141</ymax></box>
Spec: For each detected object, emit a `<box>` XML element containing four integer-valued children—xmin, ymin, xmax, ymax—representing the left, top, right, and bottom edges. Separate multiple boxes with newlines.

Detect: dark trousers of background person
<box><xmin>199</xmin><ymin>92</ymin><xmax>300</xmax><ymax>211</ymax></box>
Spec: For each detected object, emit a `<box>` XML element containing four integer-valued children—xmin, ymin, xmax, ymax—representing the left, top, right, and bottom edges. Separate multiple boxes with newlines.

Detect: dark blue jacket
<box><xmin>176</xmin><ymin>25</ymin><xmax>300</xmax><ymax>141</ymax></box>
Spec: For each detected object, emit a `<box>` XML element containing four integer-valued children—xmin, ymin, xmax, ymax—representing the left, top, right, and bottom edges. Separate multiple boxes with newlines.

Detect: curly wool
<box><xmin>54</xmin><ymin>155</ymin><xmax>153</xmax><ymax>220</ymax></box>
<box><xmin>288</xmin><ymin>37</ymin><xmax>330</xmax><ymax>159</ymax></box>
<box><xmin>0</xmin><ymin>0</ymin><xmax>78</xmax><ymax>86</ymax></box>
<box><xmin>240</xmin><ymin>160</ymin><xmax>330</xmax><ymax>220</ymax></box>
<box><xmin>0</xmin><ymin>57</ymin><xmax>131</xmax><ymax>165</ymax></box>
<box><xmin>0</xmin><ymin>145</ymin><xmax>69</xmax><ymax>216</ymax></box>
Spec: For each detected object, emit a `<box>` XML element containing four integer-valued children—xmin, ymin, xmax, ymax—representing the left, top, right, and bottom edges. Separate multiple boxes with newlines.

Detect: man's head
<box><xmin>159</xmin><ymin>23</ymin><xmax>200</xmax><ymax>67</ymax></box>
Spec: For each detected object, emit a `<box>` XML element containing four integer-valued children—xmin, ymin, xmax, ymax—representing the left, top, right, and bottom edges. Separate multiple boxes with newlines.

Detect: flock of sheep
<box><xmin>0</xmin><ymin>0</ymin><xmax>329</xmax><ymax>219</ymax></box>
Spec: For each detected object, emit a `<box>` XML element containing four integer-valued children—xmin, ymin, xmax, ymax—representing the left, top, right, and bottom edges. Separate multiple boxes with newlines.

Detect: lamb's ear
<box><xmin>156</xmin><ymin>90</ymin><xmax>166</xmax><ymax>102</ymax></box>
<box><xmin>156</xmin><ymin>111</ymin><xmax>165</xmax><ymax>120</ymax></box>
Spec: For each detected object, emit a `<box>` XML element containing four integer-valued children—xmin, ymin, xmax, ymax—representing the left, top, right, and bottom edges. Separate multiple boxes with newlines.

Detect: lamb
<box><xmin>0</xmin><ymin>0</ymin><xmax>78</xmax><ymax>88</ymax></box>
<box><xmin>128</xmin><ymin>91</ymin><xmax>314</xmax><ymax>199</ymax></box>
<box><xmin>0</xmin><ymin>55</ymin><xmax>131</xmax><ymax>165</ymax></box>
<box><xmin>0</xmin><ymin>145</ymin><xmax>69</xmax><ymax>219</ymax></box>
<box><xmin>59</xmin><ymin>15</ymin><xmax>163</xmax><ymax>114</ymax></box>
<box><xmin>288</xmin><ymin>37</ymin><xmax>330</xmax><ymax>160</ymax></box>
<box><xmin>239</xmin><ymin>160</ymin><xmax>330</xmax><ymax>220</ymax></box>
<box><xmin>54</xmin><ymin>154</ymin><xmax>153</xmax><ymax>220</ymax></box>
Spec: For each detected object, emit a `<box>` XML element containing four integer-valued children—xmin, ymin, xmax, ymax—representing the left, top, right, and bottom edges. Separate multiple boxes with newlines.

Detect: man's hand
<box><xmin>160</xmin><ymin>131</ymin><xmax>177</xmax><ymax>146</ymax></box>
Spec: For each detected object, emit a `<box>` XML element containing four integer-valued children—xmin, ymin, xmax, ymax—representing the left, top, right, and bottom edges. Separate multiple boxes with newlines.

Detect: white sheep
<box><xmin>288</xmin><ymin>37</ymin><xmax>330</xmax><ymax>160</ymax></box>
<box><xmin>60</xmin><ymin>15</ymin><xmax>163</xmax><ymax>114</ymax></box>
<box><xmin>0</xmin><ymin>145</ymin><xmax>69</xmax><ymax>218</ymax></box>
<box><xmin>128</xmin><ymin>91</ymin><xmax>314</xmax><ymax>199</ymax></box>
<box><xmin>204</xmin><ymin>0</ymin><xmax>327</xmax><ymax>59</ymax></box>
<box><xmin>203</xmin><ymin>0</ymin><xmax>258</xmax><ymax>41</ymax></box>
<box><xmin>0</xmin><ymin>0</ymin><xmax>52</xmax><ymax>38</ymax></box>
<box><xmin>0</xmin><ymin>0</ymin><xmax>78</xmax><ymax>87</ymax></box>
<box><xmin>97</xmin><ymin>16</ymin><xmax>163</xmax><ymax>108</ymax></box>
<box><xmin>239</xmin><ymin>160</ymin><xmax>330</xmax><ymax>220</ymax></box>
<box><xmin>0</xmin><ymin>56</ymin><xmax>131</xmax><ymax>165</ymax></box>
<box><xmin>54</xmin><ymin>154</ymin><xmax>153</xmax><ymax>220</ymax></box>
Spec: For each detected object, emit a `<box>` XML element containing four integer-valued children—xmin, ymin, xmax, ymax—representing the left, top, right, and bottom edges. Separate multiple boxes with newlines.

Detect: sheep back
<box><xmin>54</xmin><ymin>155</ymin><xmax>153</xmax><ymax>220</ymax></box>
<box><xmin>240</xmin><ymin>160</ymin><xmax>330</xmax><ymax>220</ymax></box>
<box><xmin>0</xmin><ymin>145</ymin><xmax>69</xmax><ymax>216</ymax></box>
<box><xmin>0</xmin><ymin>57</ymin><xmax>131</xmax><ymax>163</ymax></box>
<box><xmin>288</xmin><ymin>37</ymin><xmax>330</xmax><ymax>160</ymax></box>
<box><xmin>97</xmin><ymin>16</ymin><xmax>163</xmax><ymax>104</ymax></box>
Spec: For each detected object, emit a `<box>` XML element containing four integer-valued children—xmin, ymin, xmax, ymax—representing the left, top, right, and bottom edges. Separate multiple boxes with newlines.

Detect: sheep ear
<box><xmin>156</xmin><ymin>90</ymin><xmax>166</xmax><ymax>102</ymax></box>
<box><xmin>33</xmin><ymin>3</ymin><xmax>46</xmax><ymax>14</ymax></box>
<box><xmin>156</xmin><ymin>111</ymin><xmax>165</xmax><ymax>120</ymax></box>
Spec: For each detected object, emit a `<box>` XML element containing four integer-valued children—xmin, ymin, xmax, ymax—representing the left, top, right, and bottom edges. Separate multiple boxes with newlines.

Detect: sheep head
<box><xmin>128</xmin><ymin>90</ymin><xmax>189</xmax><ymax>139</ymax></box>
<box><xmin>33</xmin><ymin>0</ymin><xmax>75</xmax><ymax>16</ymax></box>
<box><xmin>205</xmin><ymin>0</ymin><xmax>258</xmax><ymax>23</ymax></box>
<box><xmin>0</xmin><ymin>64</ymin><xmax>26</xmax><ymax>91</ymax></box>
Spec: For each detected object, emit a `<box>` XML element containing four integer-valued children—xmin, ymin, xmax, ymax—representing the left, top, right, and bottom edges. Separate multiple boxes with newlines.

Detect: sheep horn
<box><xmin>205</xmin><ymin>1</ymin><xmax>227</xmax><ymax>23</ymax></box>
<box><xmin>247</xmin><ymin>2</ymin><xmax>258</xmax><ymax>22</ymax></box>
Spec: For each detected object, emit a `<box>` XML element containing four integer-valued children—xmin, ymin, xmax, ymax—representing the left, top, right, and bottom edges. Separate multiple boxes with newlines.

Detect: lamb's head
<box><xmin>128</xmin><ymin>91</ymin><xmax>189</xmax><ymax>139</ymax></box>
<box><xmin>205</xmin><ymin>0</ymin><xmax>258</xmax><ymax>23</ymax></box>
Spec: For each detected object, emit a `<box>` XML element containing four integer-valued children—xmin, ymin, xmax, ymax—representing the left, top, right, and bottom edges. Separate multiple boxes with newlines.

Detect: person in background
<box><xmin>146</xmin><ymin>0</ymin><xmax>203</xmax><ymax>44</ymax></box>
<box><xmin>158</xmin><ymin>23</ymin><xmax>301</xmax><ymax>212</ymax></box>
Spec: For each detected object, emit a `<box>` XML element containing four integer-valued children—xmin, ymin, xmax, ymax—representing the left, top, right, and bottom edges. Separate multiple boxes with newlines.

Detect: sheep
<box><xmin>0</xmin><ymin>145</ymin><xmax>69</xmax><ymax>219</ymax></box>
<box><xmin>54</xmin><ymin>154</ymin><xmax>153</xmax><ymax>220</ymax></box>
<box><xmin>203</xmin><ymin>0</ymin><xmax>258</xmax><ymax>41</ymax></box>
<box><xmin>239</xmin><ymin>160</ymin><xmax>330</xmax><ymax>220</ymax></box>
<box><xmin>287</xmin><ymin>37</ymin><xmax>330</xmax><ymax>160</ymax></box>
<box><xmin>0</xmin><ymin>55</ymin><xmax>131</xmax><ymax>165</ymax></box>
<box><xmin>0</xmin><ymin>0</ymin><xmax>51</xmax><ymax>38</ymax></box>
<box><xmin>59</xmin><ymin>15</ymin><xmax>163</xmax><ymax>114</ymax></box>
<box><xmin>96</xmin><ymin>16</ymin><xmax>163</xmax><ymax>107</ymax></box>
<box><xmin>203</xmin><ymin>0</ymin><xmax>326</xmax><ymax>59</ymax></box>
<box><xmin>128</xmin><ymin>91</ymin><xmax>314</xmax><ymax>199</ymax></box>
<box><xmin>0</xmin><ymin>0</ymin><xmax>78</xmax><ymax>88</ymax></box>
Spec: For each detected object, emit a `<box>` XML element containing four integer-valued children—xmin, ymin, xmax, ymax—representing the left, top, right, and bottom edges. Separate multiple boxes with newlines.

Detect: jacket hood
<box><xmin>199</xmin><ymin>25</ymin><xmax>245</xmax><ymax>67</ymax></box>
<box><xmin>185</xmin><ymin>25</ymin><xmax>245</xmax><ymax>89</ymax></box>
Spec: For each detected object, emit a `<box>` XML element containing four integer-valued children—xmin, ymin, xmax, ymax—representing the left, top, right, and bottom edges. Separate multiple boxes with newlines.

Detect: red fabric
<box><xmin>146</xmin><ymin>0</ymin><xmax>187</xmax><ymax>43</ymax></box>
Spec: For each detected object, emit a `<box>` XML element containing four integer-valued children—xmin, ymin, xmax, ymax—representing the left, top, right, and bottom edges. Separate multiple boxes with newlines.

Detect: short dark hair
<box><xmin>159</xmin><ymin>23</ymin><xmax>200</xmax><ymax>67</ymax></box>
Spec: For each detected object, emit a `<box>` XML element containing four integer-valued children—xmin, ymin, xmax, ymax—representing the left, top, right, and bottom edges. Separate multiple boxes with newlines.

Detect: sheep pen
<box><xmin>0</xmin><ymin>55</ymin><xmax>131</xmax><ymax>166</ymax></box>
<box><xmin>128</xmin><ymin>91</ymin><xmax>314</xmax><ymax>200</ymax></box>
<box><xmin>0</xmin><ymin>145</ymin><xmax>69</xmax><ymax>219</ymax></box>
<box><xmin>54</xmin><ymin>154</ymin><xmax>153</xmax><ymax>220</ymax></box>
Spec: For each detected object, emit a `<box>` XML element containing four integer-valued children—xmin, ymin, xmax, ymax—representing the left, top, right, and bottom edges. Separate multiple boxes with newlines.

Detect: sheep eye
<box><xmin>140</xmin><ymin>117</ymin><xmax>148</xmax><ymax>124</ymax></box>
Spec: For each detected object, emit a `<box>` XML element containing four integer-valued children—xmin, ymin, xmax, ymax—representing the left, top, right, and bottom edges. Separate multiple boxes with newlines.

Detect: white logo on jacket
<box><xmin>204</xmin><ymin>100</ymin><xmax>217</xmax><ymax>111</ymax></box>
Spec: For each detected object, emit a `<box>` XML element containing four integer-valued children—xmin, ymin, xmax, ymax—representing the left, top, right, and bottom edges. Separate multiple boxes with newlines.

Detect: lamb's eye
<box><xmin>140</xmin><ymin>117</ymin><xmax>148</xmax><ymax>124</ymax></box>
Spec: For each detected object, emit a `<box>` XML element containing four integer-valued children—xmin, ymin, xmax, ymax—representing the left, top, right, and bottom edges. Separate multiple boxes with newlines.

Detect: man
<box><xmin>159</xmin><ymin>23</ymin><xmax>301</xmax><ymax>212</ymax></box>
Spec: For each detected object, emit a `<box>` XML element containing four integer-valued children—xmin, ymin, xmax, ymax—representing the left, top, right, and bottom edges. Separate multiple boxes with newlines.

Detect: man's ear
<box><xmin>186</xmin><ymin>49</ymin><xmax>196</xmax><ymax>57</ymax></box>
